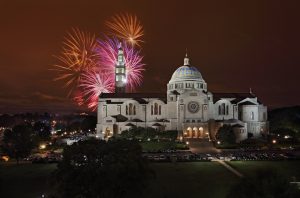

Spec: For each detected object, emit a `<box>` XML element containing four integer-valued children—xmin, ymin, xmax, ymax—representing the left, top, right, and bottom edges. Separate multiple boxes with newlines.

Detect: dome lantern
<box><xmin>184</xmin><ymin>51</ymin><xmax>190</xmax><ymax>66</ymax></box>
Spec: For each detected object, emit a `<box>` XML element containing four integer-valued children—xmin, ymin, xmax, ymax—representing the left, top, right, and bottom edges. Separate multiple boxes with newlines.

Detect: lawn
<box><xmin>228</xmin><ymin>161</ymin><xmax>300</xmax><ymax>179</ymax></box>
<box><xmin>0</xmin><ymin>163</ymin><xmax>57</xmax><ymax>198</ymax></box>
<box><xmin>1</xmin><ymin>161</ymin><xmax>300</xmax><ymax>198</ymax></box>
<box><xmin>144</xmin><ymin>162</ymin><xmax>238</xmax><ymax>198</ymax></box>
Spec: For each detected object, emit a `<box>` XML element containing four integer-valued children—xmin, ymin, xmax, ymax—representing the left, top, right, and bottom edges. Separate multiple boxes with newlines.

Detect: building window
<box><xmin>129</xmin><ymin>103</ymin><xmax>133</xmax><ymax>115</ymax></box>
<box><xmin>251</xmin><ymin>112</ymin><xmax>254</xmax><ymax>120</ymax></box>
<box><xmin>126</xmin><ymin>106</ymin><xmax>128</xmax><ymax>115</ymax></box>
<box><xmin>226</xmin><ymin>105</ymin><xmax>229</xmax><ymax>115</ymax></box>
<box><xmin>151</xmin><ymin>105</ymin><xmax>153</xmax><ymax>115</ymax></box>
<box><xmin>219</xmin><ymin>103</ymin><xmax>226</xmax><ymax>115</ymax></box>
<box><xmin>133</xmin><ymin>105</ymin><xmax>136</xmax><ymax>115</ymax></box>
<box><xmin>159</xmin><ymin>105</ymin><xmax>161</xmax><ymax>115</ymax></box>
<box><xmin>154</xmin><ymin>103</ymin><xmax>159</xmax><ymax>115</ymax></box>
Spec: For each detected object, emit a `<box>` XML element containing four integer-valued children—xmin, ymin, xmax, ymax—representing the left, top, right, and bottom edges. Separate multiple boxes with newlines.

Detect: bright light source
<box><xmin>217</xmin><ymin>141</ymin><xmax>221</xmax><ymax>145</ymax></box>
<box><xmin>272</xmin><ymin>139</ymin><xmax>277</xmax><ymax>144</ymax></box>
<box><xmin>39</xmin><ymin>144</ymin><xmax>46</xmax><ymax>149</ymax></box>
<box><xmin>284</xmin><ymin>135</ymin><xmax>289</xmax><ymax>139</ymax></box>
<box><xmin>2</xmin><ymin>156</ymin><xmax>9</xmax><ymax>162</ymax></box>
<box><xmin>147</xmin><ymin>138</ymin><xmax>151</xmax><ymax>141</ymax></box>
<box><xmin>186</xmin><ymin>141</ymin><xmax>189</xmax><ymax>145</ymax></box>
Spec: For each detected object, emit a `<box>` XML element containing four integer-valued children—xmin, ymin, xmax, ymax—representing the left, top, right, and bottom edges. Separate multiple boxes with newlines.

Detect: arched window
<box><xmin>133</xmin><ymin>105</ymin><xmax>136</xmax><ymax>115</ymax></box>
<box><xmin>126</xmin><ymin>105</ymin><xmax>128</xmax><ymax>115</ymax></box>
<box><xmin>222</xmin><ymin>103</ymin><xmax>226</xmax><ymax>115</ymax></box>
<box><xmin>129</xmin><ymin>103</ymin><xmax>133</xmax><ymax>115</ymax></box>
<box><xmin>151</xmin><ymin>105</ymin><xmax>153</xmax><ymax>115</ymax></box>
<box><xmin>251</xmin><ymin>112</ymin><xmax>254</xmax><ymax>120</ymax></box>
<box><xmin>159</xmin><ymin>105</ymin><xmax>161</xmax><ymax>115</ymax></box>
<box><xmin>226</xmin><ymin>105</ymin><xmax>229</xmax><ymax>115</ymax></box>
<box><xmin>218</xmin><ymin>106</ymin><xmax>221</xmax><ymax>115</ymax></box>
<box><xmin>154</xmin><ymin>103</ymin><xmax>158</xmax><ymax>115</ymax></box>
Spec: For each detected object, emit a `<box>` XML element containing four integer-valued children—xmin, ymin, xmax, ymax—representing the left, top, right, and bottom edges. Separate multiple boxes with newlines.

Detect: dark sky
<box><xmin>0</xmin><ymin>0</ymin><xmax>300</xmax><ymax>113</ymax></box>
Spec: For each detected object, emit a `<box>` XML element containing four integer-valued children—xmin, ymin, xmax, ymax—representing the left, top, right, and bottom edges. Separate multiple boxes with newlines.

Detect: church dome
<box><xmin>170</xmin><ymin>65</ymin><xmax>203</xmax><ymax>82</ymax></box>
<box><xmin>169</xmin><ymin>54</ymin><xmax>204</xmax><ymax>83</ymax></box>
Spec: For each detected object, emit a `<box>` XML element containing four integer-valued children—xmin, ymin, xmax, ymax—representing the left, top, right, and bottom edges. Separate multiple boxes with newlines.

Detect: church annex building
<box><xmin>96</xmin><ymin>46</ymin><xmax>269</xmax><ymax>142</ymax></box>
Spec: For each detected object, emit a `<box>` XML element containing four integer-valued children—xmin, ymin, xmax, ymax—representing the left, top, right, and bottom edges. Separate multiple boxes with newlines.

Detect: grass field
<box><xmin>228</xmin><ymin>161</ymin><xmax>300</xmax><ymax>179</ymax></box>
<box><xmin>1</xmin><ymin>161</ymin><xmax>300</xmax><ymax>198</ymax></box>
<box><xmin>144</xmin><ymin>162</ymin><xmax>238</xmax><ymax>198</ymax></box>
<box><xmin>0</xmin><ymin>163</ymin><xmax>57</xmax><ymax>198</ymax></box>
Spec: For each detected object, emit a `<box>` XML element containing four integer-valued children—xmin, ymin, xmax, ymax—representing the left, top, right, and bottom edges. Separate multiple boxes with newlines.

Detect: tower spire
<box><xmin>115</xmin><ymin>42</ymin><xmax>126</xmax><ymax>93</ymax></box>
<box><xmin>184</xmin><ymin>48</ymin><xmax>190</xmax><ymax>66</ymax></box>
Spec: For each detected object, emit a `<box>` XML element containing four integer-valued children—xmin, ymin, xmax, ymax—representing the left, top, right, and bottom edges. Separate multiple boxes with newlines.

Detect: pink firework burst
<box><xmin>96</xmin><ymin>37</ymin><xmax>145</xmax><ymax>91</ymax></box>
<box><xmin>79</xmin><ymin>71</ymin><xmax>114</xmax><ymax>110</ymax></box>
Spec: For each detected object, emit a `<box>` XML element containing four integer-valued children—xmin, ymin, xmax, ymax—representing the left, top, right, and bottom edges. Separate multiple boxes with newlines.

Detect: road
<box><xmin>187</xmin><ymin>138</ymin><xmax>222</xmax><ymax>154</ymax></box>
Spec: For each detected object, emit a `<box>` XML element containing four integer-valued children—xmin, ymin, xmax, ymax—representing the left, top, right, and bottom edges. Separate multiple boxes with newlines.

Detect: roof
<box><xmin>130</xmin><ymin>118</ymin><xmax>144</xmax><ymax>122</ymax></box>
<box><xmin>153</xmin><ymin>118</ymin><xmax>170</xmax><ymax>122</ymax></box>
<box><xmin>100</xmin><ymin>93</ymin><xmax>167</xmax><ymax>103</ymax></box>
<box><xmin>232</xmin><ymin>124</ymin><xmax>244</xmax><ymax>128</ymax></box>
<box><xmin>111</xmin><ymin>114</ymin><xmax>128</xmax><ymax>122</ymax></box>
<box><xmin>152</xmin><ymin>123</ymin><xmax>162</xmax><ymax>127</ymax></box>
<box><xmin>170</xmin><ymin>65</ymin><xmax>203</xmax><ymax>82</ymax></box>
<box><xmin>212</xmin><ymin>92</ymin><xmax>256</xmax><ymax>103</ymax></box>
<box><xmin>238</xmin><ymin>101</ymin><xmax>257</xmax><ymax>105</ymax></box>
<box><xmin>125</xmin><ymin>123</ymin><xmax>136</xmax><ymax>127</ymax></box>
<box><xmin>106</xmin><ymin>100</ymin><xmax>123</xmax><ymax>104</ymax></box>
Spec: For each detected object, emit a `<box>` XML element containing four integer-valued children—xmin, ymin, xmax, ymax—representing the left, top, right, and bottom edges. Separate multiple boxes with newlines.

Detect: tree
<box><xmin>50</xmin><ymin>139</ymin><xmax>153</xmax><ymax>198</ymax></box>
<box><xmin>216</xmin><ymin>125</ymin><xmax>236</xmax><ymax>144</ymax></box>
<box><xmin>1</xmin><ymin>124</ymin><xmax>34</xmax><ymax>164</ymax></box>
<box><xmin>33</xmin><ymin>121</ymin><xmax>51</xmax><ymax>140</ymax></box>
<box><xmin>81</xmin><ymin>115</ymin><xmax>97</xmax><ymax>132</ymax></box>
<box><xmin>227</xmin><ymin>169</ymin><xmax>300</xmax><ymax>198</ymax></box>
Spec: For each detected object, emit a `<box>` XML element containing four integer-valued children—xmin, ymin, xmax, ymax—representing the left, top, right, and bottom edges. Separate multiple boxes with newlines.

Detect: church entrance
<box><xmin>183</xmin><ymin>126</ymin><xmax>209</xmax><ymax>139</ymax></box>
<box><xmin>113</xmin><ymin>124</ymin><xmax>119</xmax><ymax>135</ymax></box>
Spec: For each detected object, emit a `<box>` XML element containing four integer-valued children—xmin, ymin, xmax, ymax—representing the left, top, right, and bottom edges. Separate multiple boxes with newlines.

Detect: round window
<box><xmin>188</xmin><ymin>101</ymin><xmax>200</xmax><ymax>113</ymax></box>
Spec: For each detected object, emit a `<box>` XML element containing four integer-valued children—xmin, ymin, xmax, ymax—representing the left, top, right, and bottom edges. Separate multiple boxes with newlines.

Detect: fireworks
<box><xmin>79</xmin><ymin>71</ymin><xmax>114</xmax><ymax>110</ymax></box>
<box><xmin>52</xmin><ymin>28</ymin><xmax>98</xmax><ymax>94</ymax></box>
<box><xmin>105</xmin><ymin>13</ymin><xmax>144</xmax><ymax>46</ymax></box>
<box><xmin>53</xmin><ymin>13</ymin><xmax>145</xmax><ymax>111</ymax></box>
<box><xmin>96</xmin><ymin>37</ymin><xmax>145</xmax><ymax>91</ymax></box>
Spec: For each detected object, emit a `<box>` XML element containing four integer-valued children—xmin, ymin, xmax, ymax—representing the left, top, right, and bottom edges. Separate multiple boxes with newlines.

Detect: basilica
<box><xmin>96</xmin><ymin>46</ymin><xmax>269</xmax><ymax>142</ymax></box>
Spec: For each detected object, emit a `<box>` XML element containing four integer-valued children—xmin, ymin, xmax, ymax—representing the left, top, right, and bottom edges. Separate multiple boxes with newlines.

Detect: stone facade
<box><xmin>97</xmin><ymin>54</ymin><xmax>268</xmax><ymax>142</ymax></box>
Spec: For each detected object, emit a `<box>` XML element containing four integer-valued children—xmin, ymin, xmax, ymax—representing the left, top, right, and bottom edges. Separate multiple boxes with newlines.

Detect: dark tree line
<box><xmin>50</xmin><ymin>139</ymin><xmax>153</xmax><ymax>198</ymax></box>
<box><xmin>119</xmin><ymin>127</ymin><xmax>178</xmax><ymax>141</ymax></box>
<box><xmin>1</xmin><ymin>124</ymin><xmax>35</xmax><ymax>164</ymax></box>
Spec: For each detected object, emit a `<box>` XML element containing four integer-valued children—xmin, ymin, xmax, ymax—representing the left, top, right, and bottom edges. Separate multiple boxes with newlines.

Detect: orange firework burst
<box><xmin>52</xmin><ymin>28</ymin><xmax>98</xmax><ymax>95</ymax></box>
<box><xmin>105</xmin><ymin>13</ymin><xmax>144</xmax><ymax>46</ymax></box>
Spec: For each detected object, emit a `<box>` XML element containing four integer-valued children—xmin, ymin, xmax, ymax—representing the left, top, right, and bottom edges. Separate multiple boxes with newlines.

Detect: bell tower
<box><xmin>115</xmin><ymin>43</ymin><xmax>126</xmax><ymax>93</ymax></box>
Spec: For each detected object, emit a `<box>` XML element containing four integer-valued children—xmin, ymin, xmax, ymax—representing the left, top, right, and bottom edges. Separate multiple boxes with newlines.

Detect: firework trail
<box><xmin>105</xmin><ymin>13</ymin><xmax>144</xmax><ymax>46</ymax></box>
<box><xmin>96</xmin><ymin>37</ymin><xmax>145</xmax><ymax>91</ymax></box>
<box><xmin>79</xmin><ymin>71</ymin><xmax>114</xmax><ymax>110</ymax></box>
<box><xmin>52</xmin><ymin>28</ymin><xmax>98</xmax><ymax>95</ymax></box>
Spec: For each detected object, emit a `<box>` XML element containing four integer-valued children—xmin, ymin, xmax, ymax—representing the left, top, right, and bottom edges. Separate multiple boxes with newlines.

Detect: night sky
<box><xmin>1</xmin><ymin>0</ymin><xmax>300</xmax><ymax>113</ymax></box>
